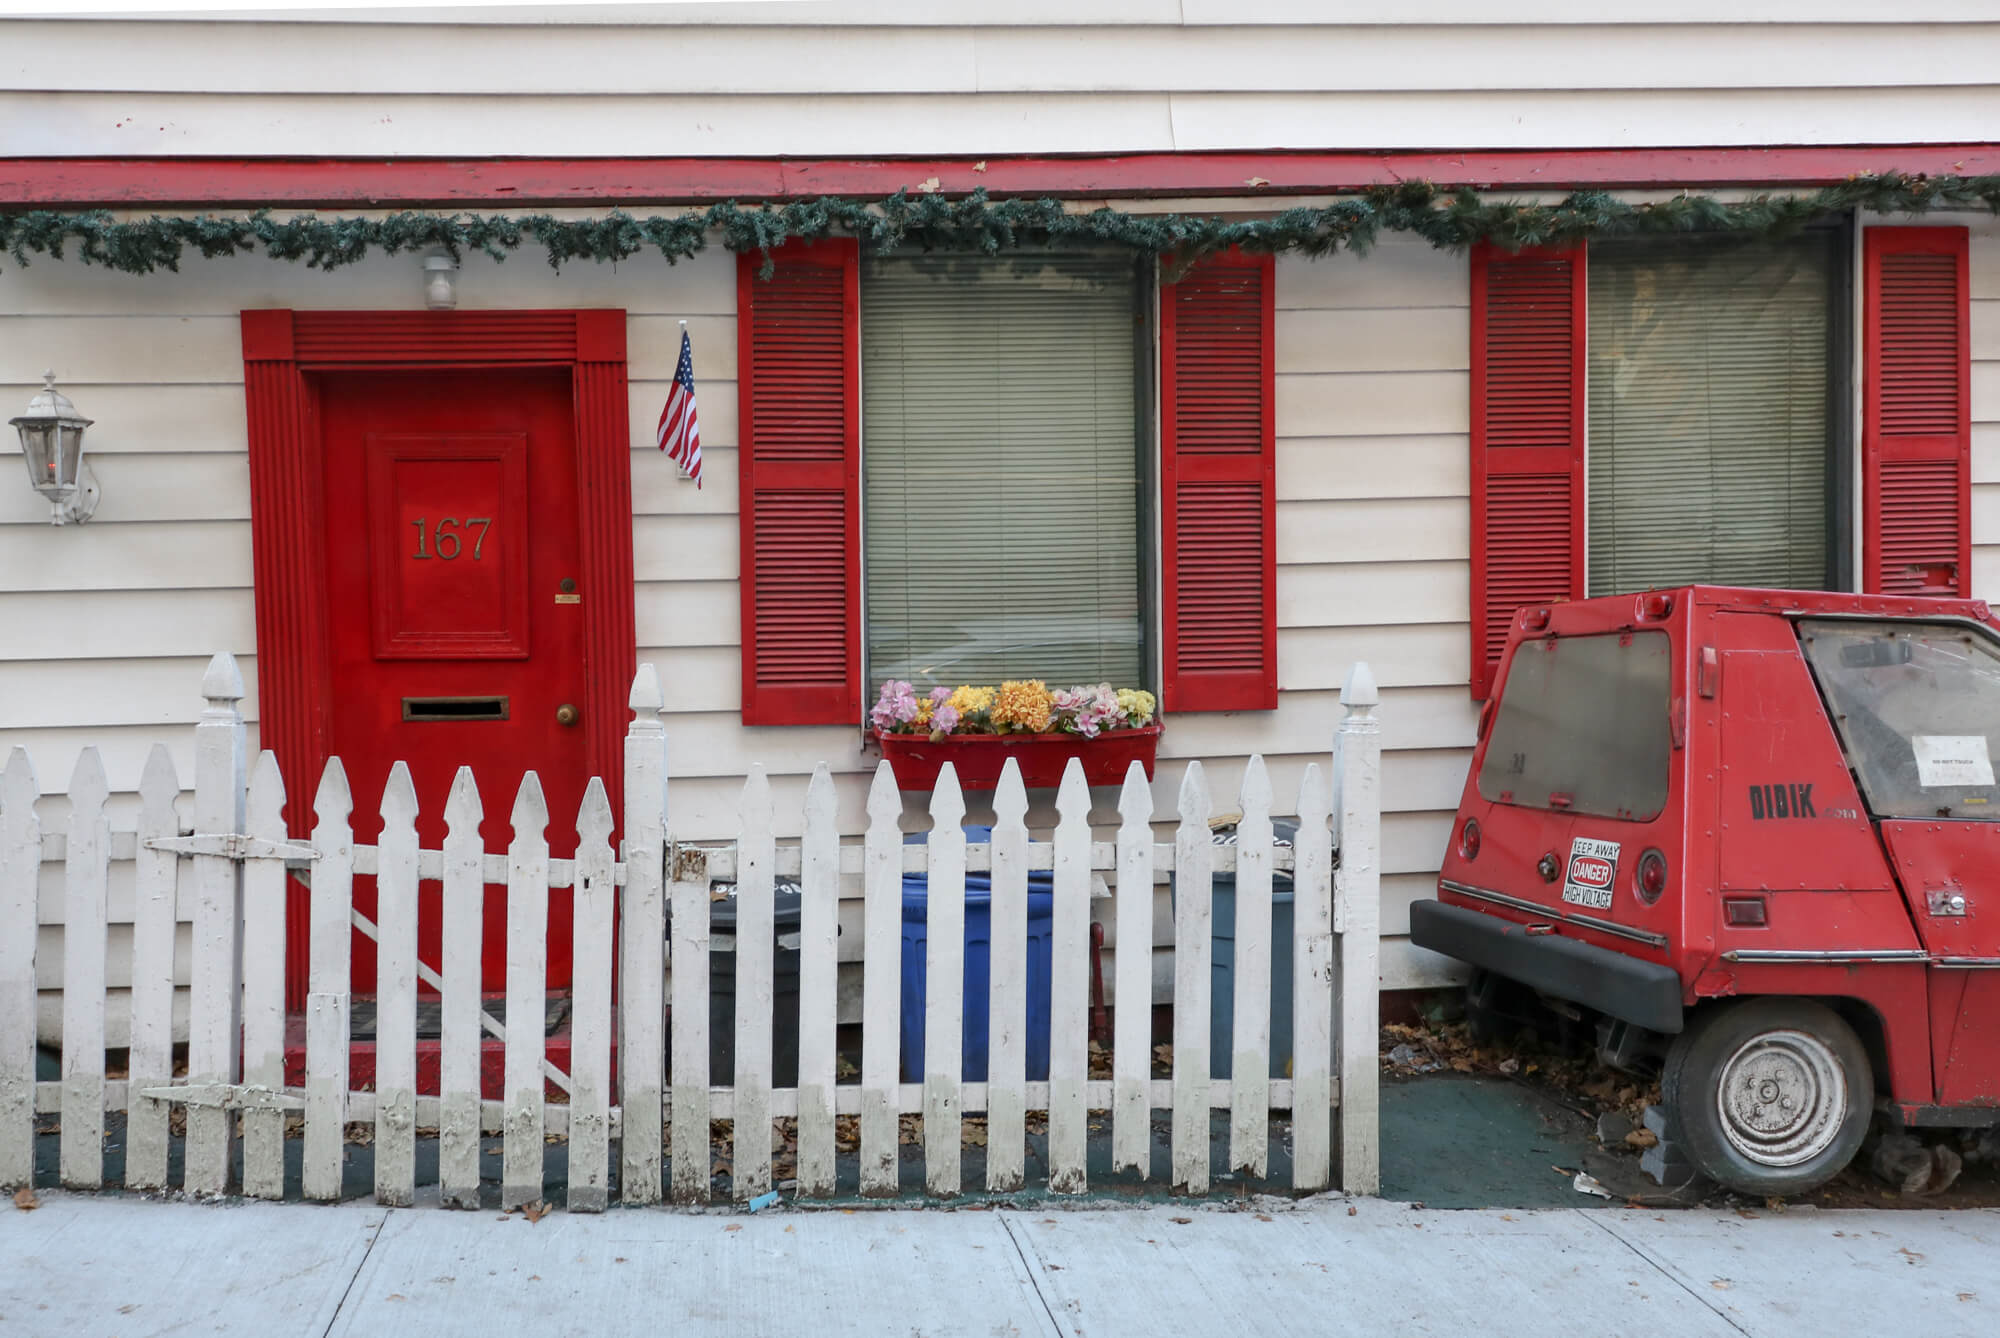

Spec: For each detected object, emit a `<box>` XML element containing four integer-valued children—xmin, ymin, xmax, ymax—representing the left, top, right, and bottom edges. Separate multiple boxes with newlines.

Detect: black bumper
<box><xmin>1409</xmin><ymin>899</ymin><xmax>1685</xmax><ymax>1035</ymax></box>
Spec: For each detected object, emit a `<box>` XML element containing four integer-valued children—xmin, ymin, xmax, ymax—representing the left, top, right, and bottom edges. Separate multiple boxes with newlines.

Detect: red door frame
<box><xmin>240</xmin><ymin>309</ymin><xmax>636</xmax><ymax>1000</ymax></box>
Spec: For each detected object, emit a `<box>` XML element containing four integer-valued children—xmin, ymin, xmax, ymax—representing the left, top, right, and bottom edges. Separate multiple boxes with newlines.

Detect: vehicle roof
<box><xmin>1544</xmin><ymin>585</ymin><xmax>1994</xmax><ymax>625</ymax></box>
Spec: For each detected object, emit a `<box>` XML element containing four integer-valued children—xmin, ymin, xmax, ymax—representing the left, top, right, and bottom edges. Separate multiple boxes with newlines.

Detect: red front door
<box><xmin>317</xmin><ymin>368</ymin><xmax>591</xmax><ymax>994</ymax></box>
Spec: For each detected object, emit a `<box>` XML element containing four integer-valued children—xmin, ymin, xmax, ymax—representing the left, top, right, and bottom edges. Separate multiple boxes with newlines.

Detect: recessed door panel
<box><xmin>366</xmin><ymin>433</ymin><xmax>530</xmax><ymax>659</ymax></box>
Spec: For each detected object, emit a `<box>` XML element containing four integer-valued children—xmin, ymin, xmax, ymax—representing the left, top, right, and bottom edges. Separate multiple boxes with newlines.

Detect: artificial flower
<box><xmin>870</xmin><ymin>679</ymin><xmax>919</xmax><ymax>731</ymax></box>
<box><xmin>1117</xmin><ymin>687</ymin><xmax>1156</xmax><ymax>727</ymax></box>
<box><xmin>992</xmin><ymin>679</ymin><xmax>1055</xmax><ymax>733</ymax></box>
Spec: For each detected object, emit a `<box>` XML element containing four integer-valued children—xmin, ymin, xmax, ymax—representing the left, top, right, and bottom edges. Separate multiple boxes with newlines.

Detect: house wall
<box><xmin>0</xmin><ymin>229</ymin><xmax>1479</xmax><ymax>1039</ymax></box>
<box><xmin>5</xmin><ymin>7</ymin><xmax>1999</xmax><ymax>156</ymax></box>
<box><xmin>4</xmin><ymin>9</ymin><xmax>2000</xmax><ymax>1040</ymax></box>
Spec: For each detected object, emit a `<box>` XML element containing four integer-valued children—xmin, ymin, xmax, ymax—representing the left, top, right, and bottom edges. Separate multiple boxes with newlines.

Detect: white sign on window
<box><xmin>1912</xmin><ymin>735</ymin><xmax>1995</xmax><ymax>789</ymax></box>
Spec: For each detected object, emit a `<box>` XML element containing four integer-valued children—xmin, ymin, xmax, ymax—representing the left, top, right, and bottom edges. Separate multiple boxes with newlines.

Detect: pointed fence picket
<box><xmin>1111</xmin><ymin>763</ymin><xmax>1153</xmax><ymax>1178</ymax></box>
<box><xmin>985</xmin><ymin>763</ymin><xmax>1029</xmax><ymax>1194</ymax></box>
<box><xmin>303</xmin><ymin>758</ymin><xmax>354</xmax><ymax>1203</ymax></box>
<box><xmin>1</xmin><ymin>653</ymin><xmax>1383</xmax><ymax>1207</ymax></box>
<box><xmin>375</xmin><ymin>764</ymin><xmax>420</xmax><ymax>1208</ymax></box>
<box><xmin>924</xmin><ymin>771</ymin><xmax>968</xmax><ymax>1198</ymax></box>
<box><xmin>503</xmin><ymin>775</ymin><xmax>551</xmax><ymax>1211</ymax></box>
<box><xmin>240</xmin><ymin>752</ymin><xmax>290</xmax><ymax>1201</ymax></box>
<box><xmin>126</xmin><ymin>747</ymin><xmax>180</xmax><ymax>1193</ymax></box>
<box><xmin>1047</xmin><ymin>764</ymin><xmax>1092</xmax><ymax>1194</ymax></box>
<box><xmin>60</xmin><ymin>748</ymin><xmax>107</xmax><ymax>1190</ymax></box>
<box><xmin>439</xmin><ymin>767</ymin><xmax>484</xmax><ymax>1210</ymax></box>
<box><xmin>0</xmin><ymin>751</ymin><xmax>39</xmax><ymax>1191</ymax></box>
<box><xmin>569</xmin><ymin>779</ymin><xmax>617</xmax><ymax>1213</ymax></box>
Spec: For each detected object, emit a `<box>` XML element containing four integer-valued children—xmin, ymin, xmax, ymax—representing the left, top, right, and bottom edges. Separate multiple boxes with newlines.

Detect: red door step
<box><xmin>281</xmin><ymin>994</ymin><xmax>583</xmax><ymax>1102</ymax></box>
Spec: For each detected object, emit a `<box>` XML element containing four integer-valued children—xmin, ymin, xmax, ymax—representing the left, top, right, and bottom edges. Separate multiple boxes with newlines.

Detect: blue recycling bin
<box><xmin>899</xmin><ymin>827</ymin><xmax>1055</xmax><ymax>1083</ymax></box>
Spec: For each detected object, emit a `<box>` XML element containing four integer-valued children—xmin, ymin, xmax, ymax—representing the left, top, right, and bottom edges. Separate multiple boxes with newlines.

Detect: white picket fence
<box><xmin>0</xmin><ymin>653</ymin><xmax>1382</xmax><ymax>1207</ymax></box>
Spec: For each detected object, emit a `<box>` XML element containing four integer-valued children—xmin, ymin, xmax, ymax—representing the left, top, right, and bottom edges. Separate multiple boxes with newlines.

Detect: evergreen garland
<box><xmin>3</xmin><ymin>174</ymin><xmax>1998</xmax><ymax>277</ymax></box>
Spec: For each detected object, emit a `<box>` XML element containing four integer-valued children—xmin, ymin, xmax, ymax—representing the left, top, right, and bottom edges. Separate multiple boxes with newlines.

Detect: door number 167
<box><xmin>410</xmin><ymin>517</ymin><xmax>493</xmax><ymax>561</ymax></box>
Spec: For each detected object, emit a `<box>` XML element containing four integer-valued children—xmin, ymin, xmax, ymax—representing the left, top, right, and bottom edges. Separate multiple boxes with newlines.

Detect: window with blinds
<box><xmin>1586</xmin><ymin>233</ymin><xmax>1840</xmax><ymax>596</ymax></box>
<box><xmin>861</xmin><ymin>254</ymin><xmax>1146</xmax><ymax>693</ymax></box>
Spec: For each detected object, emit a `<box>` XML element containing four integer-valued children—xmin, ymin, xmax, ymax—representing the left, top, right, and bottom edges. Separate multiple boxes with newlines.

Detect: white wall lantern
<box><xmin>422</xmin><ymin>252</ymin><xmax>459</xmax><ymax>310</ymax></box>
<box><xmin>9</xmin><ymin>371</ymin><xmax>99</xmax><ymax>525</ymax></box>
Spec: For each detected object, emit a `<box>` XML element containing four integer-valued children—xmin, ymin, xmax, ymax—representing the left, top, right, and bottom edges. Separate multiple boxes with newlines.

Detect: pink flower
<box><xmin>870</xmin><ymin>680</ymin><xmax>919</xmax><ymax>731</ymax></box>
<box><xmin>930</xmin><ymin>703</ymin><xmax>960</xmax><ymax>736</ymax></box>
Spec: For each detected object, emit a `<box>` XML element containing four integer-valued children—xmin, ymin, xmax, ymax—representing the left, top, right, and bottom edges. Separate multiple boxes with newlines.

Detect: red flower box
<box><xmin>875</xmin><ymin>724</ymin><xmax>1162</xmax><ymax>791</ymax></box>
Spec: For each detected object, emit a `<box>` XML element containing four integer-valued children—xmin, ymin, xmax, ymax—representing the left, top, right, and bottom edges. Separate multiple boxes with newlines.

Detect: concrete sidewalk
<box><xmin>4</xmin><ymin>1192</ymin><xmax>1996</xmax><ymax>1338</ymax></box>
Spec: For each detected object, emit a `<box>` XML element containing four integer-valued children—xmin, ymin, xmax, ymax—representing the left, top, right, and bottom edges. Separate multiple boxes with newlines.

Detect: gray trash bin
<box><xmin>1168</xmin><ymin>818</ymin><xmax>1300</xmax><ymax>1080</ymax></box>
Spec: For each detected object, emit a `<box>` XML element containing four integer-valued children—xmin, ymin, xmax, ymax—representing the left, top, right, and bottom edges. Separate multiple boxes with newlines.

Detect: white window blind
<box><xmin>862</xmin><ymin>254</ymin><xmax>1144</xmax><ymax>692</ymax></box>
<box><xmin>1587</xmin><ymin>234</ymin><xmax>1838</xmax><ymax>596</ymax></box>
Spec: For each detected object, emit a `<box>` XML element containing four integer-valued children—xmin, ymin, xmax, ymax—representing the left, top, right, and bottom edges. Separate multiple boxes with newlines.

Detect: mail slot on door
<box><xmin>401</xmin><ymin>695</ymin><xmax>510</xmax><ymax>722</ymax></box>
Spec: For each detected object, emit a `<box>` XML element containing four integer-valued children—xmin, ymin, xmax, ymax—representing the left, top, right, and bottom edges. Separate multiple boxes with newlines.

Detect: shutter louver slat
<box><xmin>739</xmin><ymin>242</ymin><xmax>861</xmax><ymax>725</ymax></box>
<box><xmin>1470</xmin><ymin>244</ymin><xmax>1585</xmax><ymax>699</ymax></box>
<box><xmin>1864</xmin><ymin>229</ymin><xmax>1969</xmax><ymax>598</ymax></box>
<box><xmin>1161</xmin><ymin>252</ymin><xmax>1276</xmax><ymax>711</ymax></box>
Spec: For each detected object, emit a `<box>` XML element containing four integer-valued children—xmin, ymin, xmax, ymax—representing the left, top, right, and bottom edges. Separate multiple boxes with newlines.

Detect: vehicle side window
<box><xmin>1800</xmin><ymin>619</ymin><xmax>2000</xmax><ymax>821</ymax></box>
<box><xmin>1476</xmin><ymin>631</ymin><xmax>1672</xmax><ymax>821</ymax></box>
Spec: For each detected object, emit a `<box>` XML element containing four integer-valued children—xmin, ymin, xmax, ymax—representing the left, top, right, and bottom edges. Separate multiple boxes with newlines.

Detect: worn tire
<box><xmin>1662</xmin><ymin>998</ymin><xmax>1872</xmax><ymax>1197</ymax></box>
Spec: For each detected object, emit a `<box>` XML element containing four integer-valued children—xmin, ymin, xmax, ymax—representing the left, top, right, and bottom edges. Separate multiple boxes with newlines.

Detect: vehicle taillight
<box><xmin>1636</xmin><ymin>848</ymin><xmax>1668</xmax><ymax>904</ymax></box>
<box><xmin>1458</xmin><ymin>818</ymin><xmax>1481</xmax><ymax>861</ymax></box>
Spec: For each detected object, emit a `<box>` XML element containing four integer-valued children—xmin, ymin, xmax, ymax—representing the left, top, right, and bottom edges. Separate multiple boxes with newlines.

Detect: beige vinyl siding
<box><xmin>19</xmin><ymin>216</ymin><xmax>1995</xmax><ymax>1034</ymax></box>
<box><xmin>1962</xmin><ymin>216</ymin><xmax>2000</xmax><ymax>608</ymax></box>
<box><xmin>5</xmin><ymin>14</ymin><xmax>2000</xmax><ymax>156</ymax></box>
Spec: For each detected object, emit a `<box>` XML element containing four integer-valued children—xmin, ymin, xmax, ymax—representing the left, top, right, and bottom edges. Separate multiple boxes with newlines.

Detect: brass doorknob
<box><xmin>555</xmin><ymin>703</ymin><xmax>579</xmax><ymax>727</ymax></box>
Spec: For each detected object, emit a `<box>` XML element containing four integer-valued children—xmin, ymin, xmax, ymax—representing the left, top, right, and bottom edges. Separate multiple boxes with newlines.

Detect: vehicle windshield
<box><xmin>1799</xmin><ymin>619</ymin><xmax>2000</xmax><ymax>821</ymax></box>
<box><xmin>1476</xmin><ymin>630</ymin><xmax>1672</xmax><ymax>821</ymax></box>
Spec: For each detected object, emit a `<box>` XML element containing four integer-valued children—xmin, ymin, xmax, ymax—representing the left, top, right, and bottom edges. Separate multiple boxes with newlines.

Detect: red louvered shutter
<box><xmin>737</xmin><ymin>241</ymin><xmax>862</xmax><ymax>725</ymax></box>
<box><xmin>1863</xmin><ymin>227</ymin><xmax>1970</xmax><ymax>597</ymax></box>
<box><xmin>1161</xmin><ymin>251</ymin><xmax>1276</xmax><ymax>712</ymax></box>
<box><xmin>1469</xmin><ymin>242</ymin><xmax>1585</xmax><ymax>699</ymax></box>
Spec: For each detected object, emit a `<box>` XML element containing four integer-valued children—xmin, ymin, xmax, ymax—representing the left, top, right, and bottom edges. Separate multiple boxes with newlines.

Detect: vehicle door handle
<box><xmin>556</xmin><ymin>703</ymin><xmax>579</xmax><ymax>727</ymax></box>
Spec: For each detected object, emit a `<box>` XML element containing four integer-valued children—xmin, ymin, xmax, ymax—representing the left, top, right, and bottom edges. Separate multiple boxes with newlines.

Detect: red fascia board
<box><xmin>5</xmin><ymin>145</ymin><xmax>2000</xmax><ymax>208</ymax></box>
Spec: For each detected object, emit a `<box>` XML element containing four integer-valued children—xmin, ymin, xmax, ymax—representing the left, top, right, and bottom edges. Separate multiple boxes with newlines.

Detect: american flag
<box><xmin>656</xmin><ymin>327</ymin><xmax>702</xmax><ymax>487</ymax></box>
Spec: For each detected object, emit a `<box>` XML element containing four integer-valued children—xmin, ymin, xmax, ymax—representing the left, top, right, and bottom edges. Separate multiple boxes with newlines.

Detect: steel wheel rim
<box><xmin>1714</xmin><ymin>1028</ymin><xmax>1847</xmax><ymax>1168</ymax></box>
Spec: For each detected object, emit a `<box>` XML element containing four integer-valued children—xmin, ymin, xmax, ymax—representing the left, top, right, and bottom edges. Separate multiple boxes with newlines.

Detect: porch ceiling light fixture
<box><xmin>422</xmin><ymin>252</ymin><xmax>459</xmax><ymax>310</ymax></box>
<box><xmin>10</xmin><ymin>371</ymin><xmax>99</xmax><ymax>525</ymax></box>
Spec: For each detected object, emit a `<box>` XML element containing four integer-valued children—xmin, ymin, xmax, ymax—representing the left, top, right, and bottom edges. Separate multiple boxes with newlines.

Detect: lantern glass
<box><xmin>20</xmin><ymin>419</ymin><xmax>85</xmax><ymax>500</ymax></box>
<box><xmin>10</xmin><ymin>373</ymin><xmax>94</xmax><ymax>520</ymax></box>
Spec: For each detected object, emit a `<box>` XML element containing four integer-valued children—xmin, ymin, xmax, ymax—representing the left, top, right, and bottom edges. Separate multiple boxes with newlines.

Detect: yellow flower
<box><xmin>915</xmin><ymin>698</ymin><xmax>936</xmax><ymax>725</ymax></box>
<box><xmin>946</xmin><ymin>685</ymin><xmax>995</xmax><ymax>717</ymax></box>
<box><xmin>992</xmin><ymin>679</ymin><xmax>1055</xmax><ymax>733</ymax></box>
<box><xmin>1117</xmin><ymin>688</ymin><xmax>1156</xmax><ymax>725</ymax></box>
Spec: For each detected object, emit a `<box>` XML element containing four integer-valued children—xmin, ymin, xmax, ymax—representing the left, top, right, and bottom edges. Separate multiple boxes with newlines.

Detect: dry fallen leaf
<box><xmin>1347</xmin><ymin>1206</ymin><xmax>1357</xmax><ymax>1216</ymax></box>
<box><xmin>1959</xmin><ymin>1292</ymin><xmax>1977</xmax><ymax>1302</ymax></box>
<box><xmin>724</xmin><ymin>1224</ymin><xmax>742</xmax><ymax>1233</ymax></box>
<box><xmin>1711</xmin><ymin>1280</ymin><xmax>1733</xmax><ymax>1291</ymax></box>
<box><xmin>1170</xmin><ymin>1217</ymin><xmax>1192</xmax><ymax>1225</ymax></box>
<box><xmin>1255</xmin><ymin>1213</ymin><xmax>1273</xmax><ymax>1222</ymax></box>
<box><xmin>13</xmin><ymin>1186</ymin><xmax>38</xmax><ymax>1211</ymax></box>
<box><xmin>521</xmin><ymin>1200</ymin><xmax>550</xmax><ymax>1224</ymax></box>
